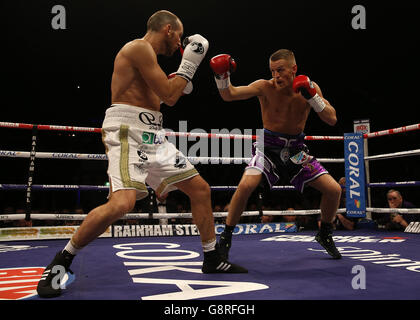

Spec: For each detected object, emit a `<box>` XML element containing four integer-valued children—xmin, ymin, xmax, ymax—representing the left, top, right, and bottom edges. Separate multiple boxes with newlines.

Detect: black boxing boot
<box><xmin>315</xmin><ymin>222</ymin><xmax>342</xmax><ymax>259</ymax></box>
<box><xmin>202</xmin><ymin>244</ymin><xmax>248</xmax><ymax>273</ymax></box>
<box><xmin>37</xmin><ymin>250</ymin><xmax>74</xmax><ymax>298</ymax></box>
<box><xmin>218</xmin><ymin>225</ymin><xmax>234</xmax><ymax>260</ymax></box>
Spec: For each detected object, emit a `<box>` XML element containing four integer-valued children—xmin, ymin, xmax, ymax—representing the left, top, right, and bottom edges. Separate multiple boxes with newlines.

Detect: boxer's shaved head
<box><xmin>147</xmin><ymin>10</ymin><xmax>182</xmax><ymax>32</ymax></box>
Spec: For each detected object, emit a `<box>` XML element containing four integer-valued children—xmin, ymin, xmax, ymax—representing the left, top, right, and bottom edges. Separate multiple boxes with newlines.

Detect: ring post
<box><xmin>354</xmin><ymin>119</ymin><xmax>372</xmax><ymax>219</ymax></box>
<box><xmin>344</xmin><ymin>132</ymin><xmax>366</xmax><ymax>218</ymax></box>
<box><xmin>25</xmin><ymin>125</ymin><xmax>38</xmax><ymax>221</ymax></box>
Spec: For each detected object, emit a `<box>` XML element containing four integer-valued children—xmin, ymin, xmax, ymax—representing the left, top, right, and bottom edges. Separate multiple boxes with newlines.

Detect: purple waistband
<box><xmin>259</xmin><ymin>129</ymin><xmax>305</xmax><ymax>148</ymax></box>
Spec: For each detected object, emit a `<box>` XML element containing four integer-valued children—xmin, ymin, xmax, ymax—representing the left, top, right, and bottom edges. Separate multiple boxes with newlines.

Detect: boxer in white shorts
<box><xmin>102</xmin><ymin>103</ymin><xmax>199</xmax><ymax>200</ymax></box>
<box><xmin>38</xmin><ymin>10</ymin><xmax>246</xmax><ymax>299</ymax></box>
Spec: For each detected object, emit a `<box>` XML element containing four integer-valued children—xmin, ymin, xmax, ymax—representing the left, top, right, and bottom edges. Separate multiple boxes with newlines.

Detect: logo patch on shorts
<box><xmin>139</xmin><ymin>112</ymin><xmax>162</xmax><ymax>130</ymax></box>
<box><xmin>290</xmin><ymin>151</ymin><xmax>313</xmax><ymax>165</ymax></box>
<box><xmin>141</xmin><ymin>131</ymin><xmax>165</xmax><ymax>145</ymax></box>
<box><xmin>280</xmin><ymin>148</ymin><xmax>290</xmax><ymax>163</ymax></box>
<box><xmin>174</xmin><ymin>154</ymin><xmax>187</xmax><ymax>169</ymax></box>
<box><xmin>142</xmin><ymin>132</ymin><xmax>155</xmax><ymax>144</ymax></box>
<box><xmin>137</xmin><ymin>148</ymin><xmax>148</xmax><ymax>161</ymax></box>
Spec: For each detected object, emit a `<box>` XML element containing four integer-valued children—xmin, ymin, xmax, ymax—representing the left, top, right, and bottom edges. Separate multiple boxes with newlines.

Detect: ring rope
<box><xmin>365</xmin><ymin>208</ymin><xmax>420</xmax><ymax>214</ymax></box>
<box><xmin>368</xmin><ymin>181</ymin><xmax>420</xmax><ymax>187</ymax></box>
<box><xmin>0</xmin><ymin>184</ymin><xmax>297</xmax><ymax>191</ymax></box>
<box><xmin>3</xmin><ymin>121</ymin><xmax>419</xmax><ymax>140</ymax></box>
<box><xmin>0</xmin><ymin>150</ymin><xmax>345</xmax><ymax>164</ymax></box>
<box><xmin>0</xmin><ymin>211</ymin><xmax>261</xmax><ymax>221</ymax></box>
<box><xmin>364</xmin><ymin>123</ymin><xmax>420</xmax><ymax>139</ymax></box>
<box><xmin>3</xmin><ymin>149</ymin><xmax>420</xmax><ymax>163</ymax></box>
<box><xmin>3</xmin><ymin>208</ymin><xmax>420</xmax><ymax>222</ymax></box>
<box><xmin>364</xmin><ymin>149</ymin><xmax>420</xmax><ymax>161</ymax></box>
<box><xmin>2</xmin><ymin>181</ymin><xmax>420</xmax><ymax>192</ymax></box>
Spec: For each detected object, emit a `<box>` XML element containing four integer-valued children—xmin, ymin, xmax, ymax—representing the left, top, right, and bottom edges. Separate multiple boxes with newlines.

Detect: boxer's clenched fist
<box><xmin>176</xmin><ymin>34</ymin><xmax>209</xmax><ymax>81</ymax></box>
<box><xmin>293</xmin><ymin>75</ymin><xmax>326</xmax><ymax>113</ymax></box>
<box><xmin>210</xmin><ymin>54</ymin><xmax>237</xmax><ymax>89</ymax></box>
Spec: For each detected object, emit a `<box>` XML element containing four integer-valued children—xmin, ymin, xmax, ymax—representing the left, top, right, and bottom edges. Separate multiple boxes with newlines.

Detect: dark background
<box><xmin>1</xmin><ymin>1</ymin><xmax>419</xmax><ymax>214</ymax></box>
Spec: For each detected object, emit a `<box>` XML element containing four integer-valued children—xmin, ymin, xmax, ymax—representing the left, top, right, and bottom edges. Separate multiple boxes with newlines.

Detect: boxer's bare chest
<box><xmin>259</xmin><ymin>86</ymin><xmax>311</xmax><ymax>134</ymax></box>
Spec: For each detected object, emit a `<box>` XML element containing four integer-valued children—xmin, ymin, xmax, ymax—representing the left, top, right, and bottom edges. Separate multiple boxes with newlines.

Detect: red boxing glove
<box><xmin>168</xmin><ymin>72</ymin><xmax>193</xmax><ymax>95</ymax></box>
<box><xmin>293</xmin><ymin>75</ymin><xmax>325</xmax><ymax>112</ymax></box>
<box><xmin>210</xmin><ymin>54</ymin><xmax>237</xmax><ymax>89</ymax></box>
<box><xmin>293</xmin><ymin>75</ymin><xmax>317</xmax><ymax>99</ymax></box>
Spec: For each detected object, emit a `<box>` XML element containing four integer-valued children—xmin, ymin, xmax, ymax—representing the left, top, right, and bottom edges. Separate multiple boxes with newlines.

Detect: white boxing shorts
<box><xmin>101</xmin><ymin>104</ymin><xmax>199</xmax><ymax>200</ymax></box>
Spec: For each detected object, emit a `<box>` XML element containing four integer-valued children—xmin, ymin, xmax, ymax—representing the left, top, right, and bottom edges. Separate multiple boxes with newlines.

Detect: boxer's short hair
<box><xmin>147</xmin><ymin>10</ymin><xmax>181</xmax><ymax>32</ymax></box>
<box><xmin>270</xmin><ymin>49</ymin><xmax>296</xmax><ymax>65</ymax></box>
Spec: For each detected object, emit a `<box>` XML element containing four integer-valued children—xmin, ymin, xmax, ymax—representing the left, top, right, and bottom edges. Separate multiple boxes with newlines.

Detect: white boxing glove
<box><xmin>176</xmin><ymin>34</ymin><xmax>209</xmax><ymax>81</ymax></box>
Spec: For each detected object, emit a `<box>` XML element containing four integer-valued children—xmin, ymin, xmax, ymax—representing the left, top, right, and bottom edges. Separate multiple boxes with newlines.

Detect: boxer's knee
<box><xmin>237</xmin><ymin>175</ymin><xmax>260</xmax><ymax>197</ymax></box>
<box><xmin>192</xmin><ymin>180</ymin><xmax>211</xmax><ymax>201</ymax></box>
<box><xmin>327</xmin><ymin>181</ymin><xmax>342</xmax><ymax>201</ymax></box>
<box><xmin>309</xmin><ymin>174</ymin><xmax>341</xmax><ymax>201</ymax></box>
<box><xmin>179</xmin><ymin>175</ymin><xmax>211</xmax><ymax>201</ymax></box>
<box><xmin>108</xmin><ymin>190</ymin><xmax>136</xmax><ymax>217</ymax></box>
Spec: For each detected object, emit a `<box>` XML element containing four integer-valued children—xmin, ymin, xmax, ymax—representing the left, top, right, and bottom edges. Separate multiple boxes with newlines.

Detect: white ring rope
<box><xmin>365</xmin><ymin>208</ymin><xmax>420</xmax><ymax>214</ymax></box>
<box><xmin>364</xmin><ymin>149</ymin><xmax>420</xmax><ymax>161</ymax></box>
<box><xmin>0</xmin><ymin>150</ymin><xmax>344</xmax><ymax>164</ymax></box>
<box><xmin>2</xmin><ymin>208</ymin><xmax>420</xmax><ymax>221</ymax></box>
<box><xmin>2</xmin><ymin>149</ymin><xmax>420</xmax><ymax>163</ymax></box>
<box><xmin>1</xmin><ymin>182</ymin><xmax>420</xmax><ymax>192</ymax></box>
<box><xmin>0</xmin><ymin>209</ymin><xmax>340</xmax><ymax>221</ymax></box>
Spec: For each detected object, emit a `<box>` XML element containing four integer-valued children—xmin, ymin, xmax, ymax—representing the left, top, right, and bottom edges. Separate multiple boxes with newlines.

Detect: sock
<box><xmin>63</xmin><ymin>239</ymin><xmax>81</xmax><ymax>256</ymax></box>
<box><xmin>202</xmin><ymin>238</ymin><xmax>217</xmax><ymax>253</ymax></box>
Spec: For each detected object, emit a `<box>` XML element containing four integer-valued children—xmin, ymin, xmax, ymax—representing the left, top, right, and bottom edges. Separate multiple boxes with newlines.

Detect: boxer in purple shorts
<box><xmin>248</xmin><ymin>129</ymin><xmax>328</xmax><ymax>193</ymax></box>
<box><xmin>210</xmin><ymin>49</ymin><xmax>342</xmax><ymax>260</ymax></box>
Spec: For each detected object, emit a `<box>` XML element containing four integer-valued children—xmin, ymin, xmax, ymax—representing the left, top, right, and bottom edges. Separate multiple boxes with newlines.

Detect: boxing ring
<box><xmin>1</xmin><ymin>121</ymin><xmax>420</xmax><ymax>301</ymax></box>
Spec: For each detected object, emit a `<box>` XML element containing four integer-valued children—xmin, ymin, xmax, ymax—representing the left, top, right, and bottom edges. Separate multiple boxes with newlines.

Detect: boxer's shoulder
<box><xmin>120</xmin><ymin>39</ymin><xmax>154</xmax><ymax>57</ymax></box>
<box><xmin>248</xmin><ymin>79</ymin><xmax>271</xmax><ymax>92</ymax></box>
<box><xmin>252</xmin><ymin>78</ymin><xmax>277</xmax><ymax>90</ymax></box>
<box><xmin>250</xmin><ymin>79</ymin><xmax>279</xmax><ymax>97</ymax></box>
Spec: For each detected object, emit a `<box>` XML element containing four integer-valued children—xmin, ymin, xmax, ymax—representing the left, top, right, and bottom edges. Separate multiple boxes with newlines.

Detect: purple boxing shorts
<box><xmin>245</xmin><ymin>129</ymin><xmax>328</xmax><ymax>193</ymax></box>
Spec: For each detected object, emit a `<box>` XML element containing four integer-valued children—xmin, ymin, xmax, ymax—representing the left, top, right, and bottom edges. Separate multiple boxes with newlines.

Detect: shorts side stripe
<box><xmin>156</xmin><ymin>168</ymin><xmax>199</xmax><ymax>195</ymax></box>
<box><xmin>119</xmin><ymin>124</ymin><xmax>148</xmax><ymax>192</ymax></box>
